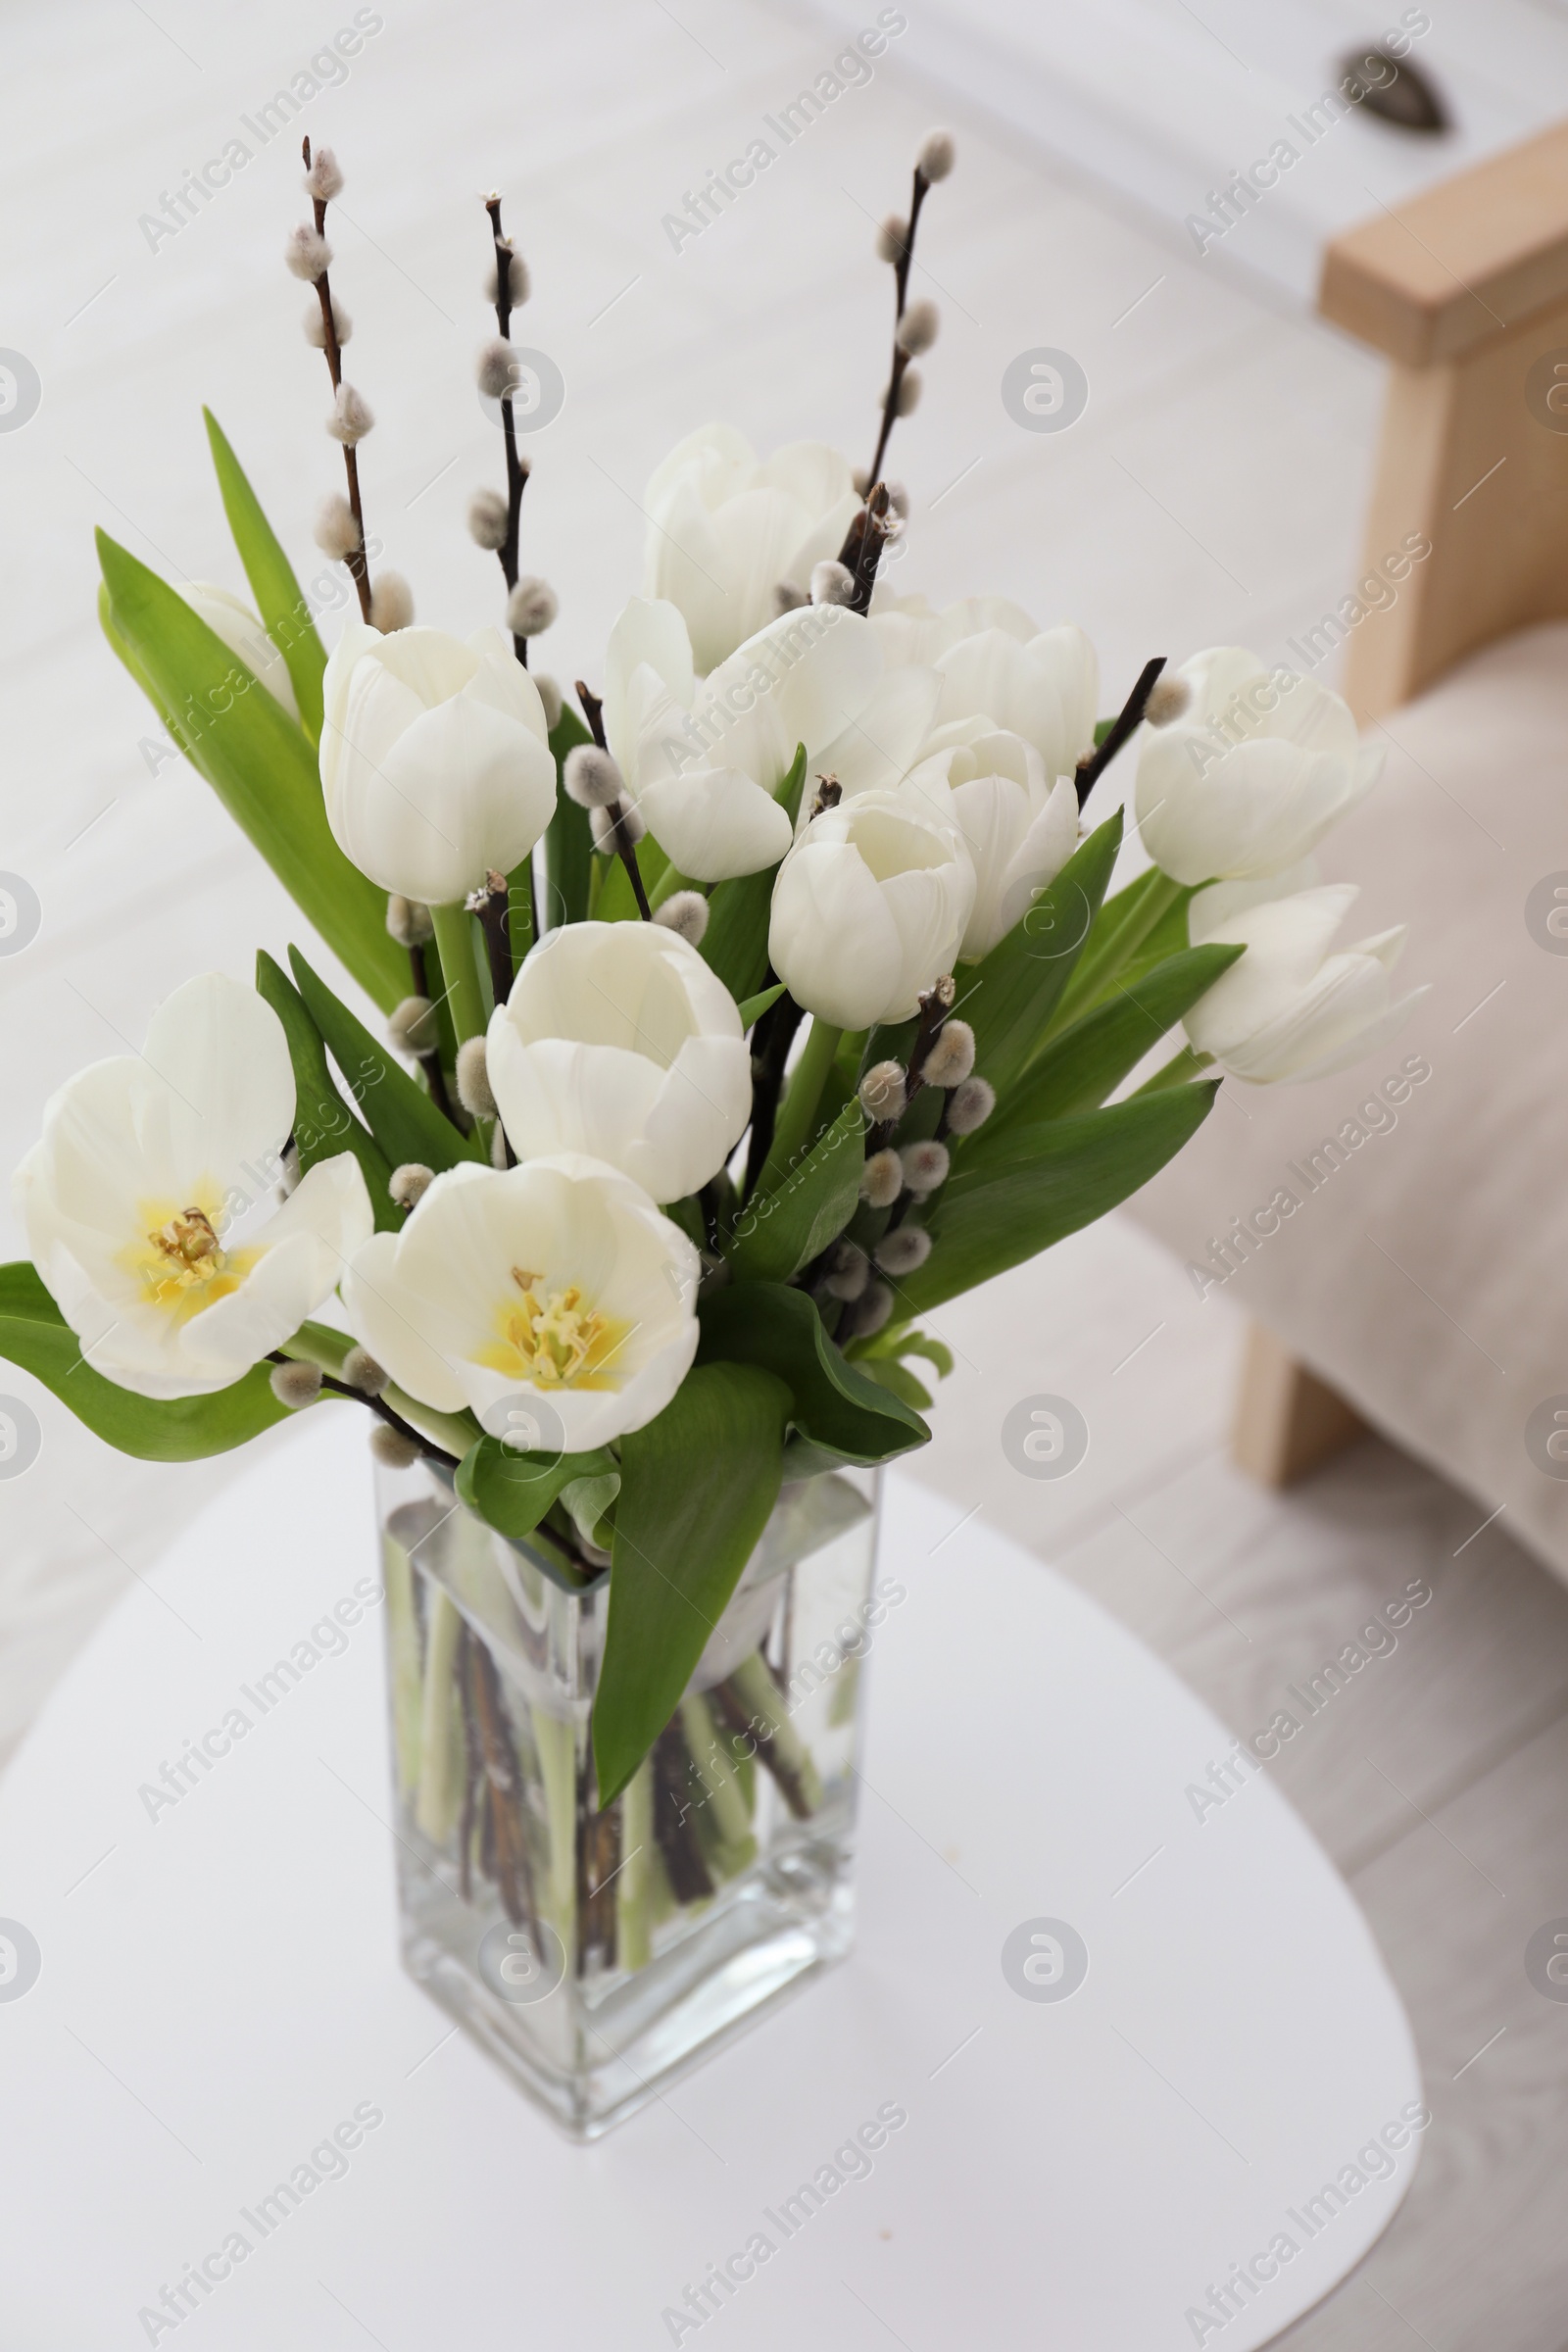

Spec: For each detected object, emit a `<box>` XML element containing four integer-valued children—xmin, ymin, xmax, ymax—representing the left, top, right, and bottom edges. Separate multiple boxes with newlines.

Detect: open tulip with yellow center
<box><xmin>340</xmin><ymin>1156</ymin><xmax>701</xmax><ymax>1452</ymax></box>
<box><xmin>12</xmin><ymin>974</ymin><xmax>372</xmax><ymax>1399</ymax></box>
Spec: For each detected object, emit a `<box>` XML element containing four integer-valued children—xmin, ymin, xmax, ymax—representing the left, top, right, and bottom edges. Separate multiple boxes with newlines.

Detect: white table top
<box><xmin>0</xmin><ymin>1411</ymin><xmax>1421</xmax><ymax>2348</ymax></box>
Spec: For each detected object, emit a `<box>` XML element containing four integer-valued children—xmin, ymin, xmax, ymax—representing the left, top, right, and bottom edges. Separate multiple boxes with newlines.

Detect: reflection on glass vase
<box><xmin>375</xmin><ymin>1452</ymin><xmax>885</xmax><ymax>2139</ymax></box>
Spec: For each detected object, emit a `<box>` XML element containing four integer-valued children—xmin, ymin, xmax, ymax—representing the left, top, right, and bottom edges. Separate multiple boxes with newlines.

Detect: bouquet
<box><xmin>2</xmin><ymin>127</ymin><xmax>1418</xmax><ymax>2033</ymax></box>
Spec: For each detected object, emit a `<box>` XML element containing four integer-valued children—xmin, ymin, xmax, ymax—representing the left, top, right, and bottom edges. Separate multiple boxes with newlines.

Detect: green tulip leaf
<box><xmin>980</xmin><ymin>943</ymin><xmax>1245</xmax><ymax>1137</ymax></box>
<box><xmin>286</xmin><ymin>946</ymin><xmax>482</xmax><ymax>1174</ymax></box>
<box><xmin>255</xmin><ymin>952</ymin><xmax>399</xmax><ymax>1228</ymax></box>
<box><xmin>457</xmin><ymin>1434</ymin><xmax>616</xmax><ymax>1547</ymax></box>
<box><xmin>960</xmin><ymin>811</ymin><xmax>1122</xmax><ymax>1095</ymax></box>
<box><xmin>542</xmin><ymin>706</ymin><xmax>595</xmax><ymax>928</ymax></box>
<box><xmin>594</xmin><ymin>1361</ymin><xmax>791</xmax><ymax>1805</ymax></box>
<box><xmin>202</xmin><ymin>409</ymin><xmax>328</xmax><ymax>742</ymax></box>
<box><xmin>726</xmin><ymin>1101</ymin><xmax>864</xmax><ymax>1283</ymax></box>
<box><xmin>97</xmin><ymin>530</ymin><xmax>405</xmax><ymax>1010</ymax></box>
<box><xmin>698</xmin><ymin>1282</ymin><xmax>928</xmax><ymax>1465</ymax></box>
<box><xmin>0</xmin><ymin>1262</ymin><xmax>304</xmax><ymax>1461</ymax></box>
<box><xmin>893</xmin><ymin>1082</ymin><xmax>1221</xmax><ymax>1313</ymax></box>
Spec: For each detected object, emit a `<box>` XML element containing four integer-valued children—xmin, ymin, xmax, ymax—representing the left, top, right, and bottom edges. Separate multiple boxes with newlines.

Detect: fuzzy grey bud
<box><xmin>1144</xmin><ymin>674</ymin><xmax>1192</xmax><ymax>727</ymax></box>
<box><xmin>285</xmin><ymin>223</ymin><xmax>332</xmax><ymax>281</ymax></box>
<box><xmin>874</xmin><ymin>1226</ymin><xmax>932</xmax><ymax>1276</ymax></box>
<box><xmin>891</xmin><ymin>366</ymin><xmax>922</xmax><ymax>418</ymax></box>
<box><xmin>920</xmin><ymin>1019</ymin><xmax>975</xmax><ymax>1088</ymax></box>
<box><xmin>823</xmin><ymin>1242</ymin><xmax>869</xmax><ymax>1302</ymax></box>
<box><xmin>810</xmin><ymin>559</ymin><xmax>857</xmax><ymax>608</ymax></box>
<box><xmin>369</xmin><ymin>1421</ymin><xmax>421</xmax><ymax>1469</ymax></box>
<box><xmin>896</xmin><ymin>299</ymin><xmax>940</xmax><ymax>358</ymax></box>
<box><xmin>505</xmin><ymin>575</ymin><xmax>558</xmax><ymax>637</ymax></box>
<box><xmin>654</xmin><ymin>890</ymin><xmax>710</xmax><ymax>947</ymax></box>
<box><xmin>304</xmin><ymin>147</ymin><xmax>344</xmax><ymax>202</ymax></box>
<box><xmin>533</xmin><ymin>671</ymin><xmax>563</xmax><ymax>730</ymax></box>
<box><xmin>901</xmin><ymin>1138</ymin><xmax>950</xmax><ymax>1196</ymax></box>
<box><xmin>858</xmin><ymin>1059</ymin><xmax>907</xmax><ymax>1121</ymax></box>
<box><xmin>484</xmin><ymin>245</ymin><xmax>530</xmax><ymax>307</ymax></box>
<box><xmin>270</xmin><ymin>1359</ymin><xmax>322</xmax><ymax>1409</ymax></box>
<box><xmin>884</xmin><ymin>479</ymin><xmax>909</xmax><ymax>519</ymax></box>
<box><xmin>564</xmin><ymin>745</ymin><xmax>625</xmax><ymax>808</ymax></box>
<box><xmin>859</xmin><ymin>1147</ymin><xmax>904</xmax><ymax>1208</ymax></box>
<box><xmin>341</xmin><ymin>1346</ymin><xmax>389</xmax><ymax>1397</ymax></box>
<box><xmin>455</xmin><ymin>1036</ymin><xmax>497</xmax><ymax>1119</ymax></box>
<box><xmin>314</xmin><ymin>493</ymin><xmax>362</xmax><ymax>561</ymax></box>
<box><xmin>591</xmin><ymin>800</ymin><xmax>646</xmax><ymax>856</ymax></box>
<box><xmin>917</xmin><ymin>127</ymin><xmax>956</xmax><ymax>181</ymax></box>
<box><xmin>848</xmin><ymin>1279</ymin><xmax>895</xmax><ymax>1338</ymax></box>
<box><xmin>389</xmin><ymin>1162</ymin><xmax>434</xmax><ymax>1210</ymax></box>
<box><xmin>388</xmin><ymin>995</ymin><xmax>437</xmax><ymax>1056</ymax></box>
<box><xmin>466</xmin><ymin>486</ymin><xmax>510</xmax><ymax>550</ymax></box>
<box><xmin>876</xmin><ymin>213</ymin><xmax>908</xmax><ymax>266</ymax></box>
<box><xmin>327</xmin><ymin>382</ymin><xmax>374</xmax><ymax>445</ymax></box>
<box><xmin>773</xmin><ymin>580</ymin><xmax>808</xmax><ymax>615</ymax></box>
<box><xmin>370</xmin><ymin>571</ymin><xmax>415</xmax><ymax>632</ymax></box>
<box><xmin>302</xmin><ymin>294</ymin><xmax>352</xmax><ymax>349</ymax></box>
<box><xmin>386</xmin><ymin>895</ymin><xmax>433</xmax><ymax>948</ymax></box>
<box><xmin>476</xmin><ymin>337</ymin><xmax>520</xmax><ymax>400</ymax></box>
<box><xmin>947</xmin><ymin>1075</ymin><xmax>996</xmax><ymax>1135</ymax></box>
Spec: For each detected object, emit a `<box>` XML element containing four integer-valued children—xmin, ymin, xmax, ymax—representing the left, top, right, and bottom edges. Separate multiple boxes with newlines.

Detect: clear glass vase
<box><xmin>375</xmin><ymin>1451</ymin><xmax>885</xmax><ymax>2138</ymax></box>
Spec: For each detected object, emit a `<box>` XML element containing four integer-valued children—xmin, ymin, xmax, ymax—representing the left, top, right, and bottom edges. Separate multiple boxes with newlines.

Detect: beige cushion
<box><xmin>1126</xmin><ymin>622</ymin><xmax>1568</xmax><ymax>1578</ymax></box>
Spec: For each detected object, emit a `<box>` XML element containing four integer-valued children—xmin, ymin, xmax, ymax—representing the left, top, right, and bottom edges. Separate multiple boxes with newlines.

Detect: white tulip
<box><xmin>603</xmin><ymin>597</ymin><xmax>891</xmax><ymax>882</ymax></box>
<box><xmin>341</xmin><ymin>1156</ymin><xmax>701</xmax><ymax>1451</ymax></box>
<box><xmin>486</xmin><ymin>921</ymin><xmax>751</xmax><ymax>1203</ymax></box>
<box><xmin>643</xmin><ymin>424</ymin><xmax>861</xmax><ymax>672</ymax></box>
<box><xmin>768</xmin><ymin>790</ymin><xmax>976</xmax><ymax>1028</ymax></box>
<box><xmin>873</xmin><ymin>597</ymin><xmax>1099</xmax><ymax>781</ymax></box>
<box><xmin>868</xmin><ymin>591</ymin><xmax>1039</xmax><ymax>664</ymax></box>
<box><xmin>181</xmin><ymin>583</ymin><xmax>300</xmax><ymax>721</ymax></box>
<box><xmin>1136</xmin><ymin>648</ymin><xmax>1382</xmax><ymax>886</ymax></box>
<box><xmin>319</xmin><ymin>621</ymin><xmax>557</xmax><ymax>904</ymax></box>
<box><xmin>911</xmin><ymin>720</ymin><xmax>1081</xmax><ymax>961</ymax></box>
<box><xmin>1184</xmin><ymin>878</ymin><xmax>1425</xmax><ymax>1084</ymax></box>
<box><xmin>12</xmin><ymin>974</ymin><xmax>372</xmax><ymax>1399</ymax></box>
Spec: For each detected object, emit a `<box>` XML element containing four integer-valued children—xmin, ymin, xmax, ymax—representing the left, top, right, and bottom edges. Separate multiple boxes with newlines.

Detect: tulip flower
<box><xmin>906</xmin><ymin>720</ymin><xmax>1081</xmax><ymax>961</ymax></box>
<box><xmin>486</xmin><ymin>921</ymin><xmax>751</xmax><ymax>1203</ymax></box>
<box><xmin>181</xmin><ymin>583</ymin><xmax>300</xmax><ymax>720</ymax></box>
<box><xmin>12</xmin><ymin>974</ymin><xmax>372</xmax><ymax>1398</ymax></box>
<box><xmin>642</xmin><ymin>424</ymin><xmax>861</xmax><ymax>672</ymax></box>
<box><xmin>603</xmin><ymin>597</ymin><xmax>891</xmax><ymax>882</ymax></box>
<box><xmin>768</xmin><ymin>789</ymin><xmax>975</xmax><ymax>1028</ymax></box>
<box><xmin>873</xmin><ymin>596</ymin><xmax>1099</xmax><ymax>782</ymax></box>
<box><xmin>1183</xmin><ymin>877</ymin><xmax>1425</xmax><ymax>1084</ymax></box>
<box><xmin>341</xmin><ymin>1156</ymin><xmax>701</xmax><ymax>1450</ymax></box>
<box><xmin>319</xmin><ymin>621</ymin><xmax>557</xmax><ymax>904</ymax></box>
<box><xmin>1135</xmin><ymin>648</ymin><xmax>1382</xmax><ymax>886</ymax></box>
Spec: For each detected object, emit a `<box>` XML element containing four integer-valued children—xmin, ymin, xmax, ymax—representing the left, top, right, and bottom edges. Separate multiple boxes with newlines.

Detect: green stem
<box><xmin>414</xmin><ymin>1591</ymin><xmax>465</xmax><ymax>1844</ymax></box>
<box><xmin>506</xmin><ymin>854</ymin><xmax>536</xmax><ymax>982</ymax></box>
<box><xmin>429</xmin><ymin>900</ymin><xmax>495</xmax><ymax>1154</ymax></box>
<box><xmin>1049</xmin><ymin>870</ymin><xmax>1185</xmax><ymax>1038</ymax></box>
<box><xmin>429</xmin><ymin>901</ymin><xmax>489</xmax><ymax>1047</ymax></box>
<box><xmin>382</xmin><ymin>1530</ymin><xmax>423</xmax><ymax>1801</ymax></box>
<box><xmin>1135</xmin><ymin>1043</ymin><xmax>1214</xmax><ymax>1094</ymax></box>
<box><xmin>756</xmin><ymin>1017</ymin><xmax>842</xmax><ymax>1195</ymax></box>
<box><xmin>649</xmin><ymin>859</ymin><xmax>698</xmax><ymax>911</ymax></box>
<box><xmin>616</xmin><ymin>1761</ymin><xmax>656</xmax><ymax>1972</ymax></box>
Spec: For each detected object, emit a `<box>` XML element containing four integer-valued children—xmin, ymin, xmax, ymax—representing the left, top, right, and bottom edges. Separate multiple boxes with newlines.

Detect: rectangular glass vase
<box><xmin>375</xmin><ymin>1453</ymin><xmax>884</xmax><ymax>2139</ymax></box>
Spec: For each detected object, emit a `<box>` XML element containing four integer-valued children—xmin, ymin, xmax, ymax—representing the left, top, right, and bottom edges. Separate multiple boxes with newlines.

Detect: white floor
<box><xmin>3</xmin><ymin>3</ymin><xmax>1567</xmax><ymax>2342</ymax></box>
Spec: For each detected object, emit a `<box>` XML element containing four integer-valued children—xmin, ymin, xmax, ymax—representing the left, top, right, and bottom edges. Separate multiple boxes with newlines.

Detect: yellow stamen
<box><xmin>120</xmin><ymin>1194</ymin><xmax>262</xmax><ymax>1323</ymax></box>
<box><xmin>474</xmin><ymin>1271</ymin><xmax>632</xmax><ymax>1393</ymax></box>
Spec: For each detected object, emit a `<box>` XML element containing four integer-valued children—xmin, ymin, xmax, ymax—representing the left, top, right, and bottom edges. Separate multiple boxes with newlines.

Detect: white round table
<box><xmin>0</xmin><ymin>1413</ymin><xmax>1421</xmax><ymax>2348</ymax></box>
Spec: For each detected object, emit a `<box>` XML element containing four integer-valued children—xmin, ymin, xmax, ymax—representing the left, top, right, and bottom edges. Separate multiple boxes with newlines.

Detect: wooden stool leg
<box><xmin>1232</xmin><ymin>1323</ymin><xmax>1366</xmax><ymax>1488</ymax></box>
